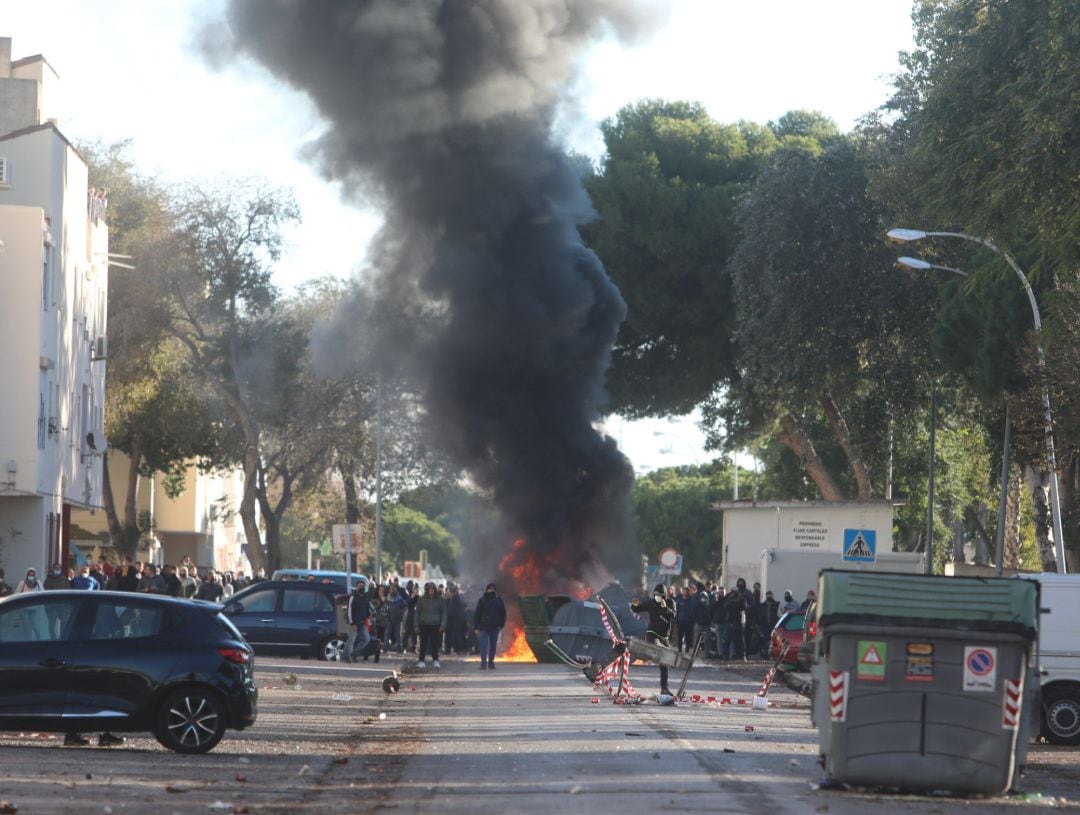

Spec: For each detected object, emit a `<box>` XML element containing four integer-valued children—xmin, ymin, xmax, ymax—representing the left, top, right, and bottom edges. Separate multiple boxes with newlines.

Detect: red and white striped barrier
<box><xmin>683</xmin><ymin>694</ymin><xmax>775</xmax><ymax>709</ymax></box>
<box><xmin>1002</xmin><ymin>678</ymin><xmax>1022</xmax><ymax>729</ymax></box>
<box><xmin>757</xmin><ymin>639</ymin><xmax>790</xmax><ymax>697</ymax></box>
<box><xmin>594</xmin><ymin>602</ymin><xmax>643</xmax><ymax>702</ymax></box>
<box><xmin>829</xmin><ymin>670</ymin><xmax>848</xmax><ymax>722</ymax></box>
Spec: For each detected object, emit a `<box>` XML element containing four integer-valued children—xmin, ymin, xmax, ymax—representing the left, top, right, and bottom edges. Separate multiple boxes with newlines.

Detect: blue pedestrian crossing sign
<box><xmin>843</xmin><ymin>529</ymin><xmax>876</xmax><ymax>563</ymax></box>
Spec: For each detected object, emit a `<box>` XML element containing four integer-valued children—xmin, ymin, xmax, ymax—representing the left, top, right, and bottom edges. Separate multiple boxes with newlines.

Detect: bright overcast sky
<box><xmin>5</xmin><ymin>0</ymin><xmax>917</xmax><ymax>470</ymax></box>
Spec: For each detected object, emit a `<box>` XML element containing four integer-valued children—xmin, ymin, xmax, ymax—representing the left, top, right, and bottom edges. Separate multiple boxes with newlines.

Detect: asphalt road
<box><xmin>0</xmin><ymin>654</ymin><xmax>1077</xmax><ymax>813</ymax></box>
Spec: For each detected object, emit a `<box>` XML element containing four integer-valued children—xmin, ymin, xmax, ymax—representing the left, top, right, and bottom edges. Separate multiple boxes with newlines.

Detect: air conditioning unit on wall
<box><xmin>92</xmin><ymin>336</ymin><xmax>107</xmax><ymax>361</ymax></box>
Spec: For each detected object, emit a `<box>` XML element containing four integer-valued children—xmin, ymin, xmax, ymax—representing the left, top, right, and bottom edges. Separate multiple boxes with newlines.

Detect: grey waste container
<box><xmin>810</xmin><ymin>571</ymin><xmax>1039</xmax><ymax>795</ymax></box>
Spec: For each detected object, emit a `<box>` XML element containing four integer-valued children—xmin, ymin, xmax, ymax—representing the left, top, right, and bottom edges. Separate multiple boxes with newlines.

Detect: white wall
<box><xmin>720</xmin><ymin>501</ymin><xmax>898</xmax><ymax>594</ymax></box>
<box><xmin>0</xmin><ymin>125</ymin><xmax>107</xmax><ymax>571</ymax></box>
<box><xmin>761</xmin><ymin>548</ymin><xmax>924</xmax><ymax>601</ymax></box>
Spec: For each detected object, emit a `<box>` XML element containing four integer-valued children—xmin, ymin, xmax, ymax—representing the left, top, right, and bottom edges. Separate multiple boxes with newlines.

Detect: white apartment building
<box><xmin>0</xmin><ymin>37</ymin><xmax>108</xmax><ymax>580</ymax></box>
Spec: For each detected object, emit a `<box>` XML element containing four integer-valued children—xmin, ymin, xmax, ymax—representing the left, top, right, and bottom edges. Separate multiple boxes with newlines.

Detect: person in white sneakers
<box><xmin>415</xmin><ymin>582</ymin><xmax>447</xmax><ymax>669</ymax></box>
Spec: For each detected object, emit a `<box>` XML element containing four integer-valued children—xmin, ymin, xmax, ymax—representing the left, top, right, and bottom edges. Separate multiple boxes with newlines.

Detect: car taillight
<box><xmin>808</xmin><ymin>621</ymin><xmax>817</xmax><ymax>638</ymax></box>
<box><xmin>218</xmin><ymin>646</ymin><xmax>251</xmax><ymax>664</ymax></box>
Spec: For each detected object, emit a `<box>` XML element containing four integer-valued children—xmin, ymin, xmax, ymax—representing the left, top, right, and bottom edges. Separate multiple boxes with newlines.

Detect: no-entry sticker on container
<box><xmin>856</xmin><ymin>640</ymin><xmax>887</xmax><ymax>681</ymax></box>
<box><xmin>905</xmin><ymin>642</ymin><xmax>934</xmax><ymax>681</ymax></box>
<box><xmin>963</xmin><ymin>646</ymin><xmax>997</xmax><ymax>692</ymax></box>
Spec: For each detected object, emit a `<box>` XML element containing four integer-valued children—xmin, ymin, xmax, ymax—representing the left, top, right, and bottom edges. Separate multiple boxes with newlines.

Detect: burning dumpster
<box><xmin>518</xmin><ymin>584</ymin><xmax>645</xmax><ymax>664</ymax></box>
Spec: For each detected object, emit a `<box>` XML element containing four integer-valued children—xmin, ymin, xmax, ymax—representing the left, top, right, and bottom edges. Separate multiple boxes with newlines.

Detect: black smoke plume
<box><xmin>216</xmin><ymin>0</ymin><xmax>668</xmax><ymax>591</ymax></box>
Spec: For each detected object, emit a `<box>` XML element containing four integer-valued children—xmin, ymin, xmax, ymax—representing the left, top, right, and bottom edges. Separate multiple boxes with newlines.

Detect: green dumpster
<box><xmin>810</xmin><ymin>570</ymin><xmax>1039</xmax><ymax>795</ymax></box>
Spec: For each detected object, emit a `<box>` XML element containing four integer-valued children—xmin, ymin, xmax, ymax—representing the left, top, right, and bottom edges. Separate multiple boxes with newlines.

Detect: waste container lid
<box><xmin>817</xmin><ymin>570</ymin><xmax>1038</xmax><ymax>636</ymax></box>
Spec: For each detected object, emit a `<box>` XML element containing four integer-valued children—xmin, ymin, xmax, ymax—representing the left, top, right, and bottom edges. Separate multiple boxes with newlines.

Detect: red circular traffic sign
<box><xmin>658</xmin><ymin>548</ymin><xmax>679</xmax><ymax>568</ymax></box>
<box><xmin>966</xmin><ymin>648</ymin><xmax>994</xmax><ymax>676</ymax></box>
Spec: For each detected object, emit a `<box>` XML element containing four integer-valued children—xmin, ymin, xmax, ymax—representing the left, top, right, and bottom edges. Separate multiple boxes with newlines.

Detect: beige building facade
<box><xmin>71</xmin><ymin>453</ymin><xmax>251</xmax><ymax>575</ymax></box>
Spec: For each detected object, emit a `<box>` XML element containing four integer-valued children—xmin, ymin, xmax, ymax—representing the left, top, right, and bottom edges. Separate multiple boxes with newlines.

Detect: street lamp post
<box><xmin>652</xmin><ymin>430</ymin><xmax>702</xmax><ymax>466</ymax></box>
<box><xmin>898</xmin><ymin>255</ymin><xmax>1015</xmax><ymax>575</ymax></box>
<box><xmin>888</xmin><ymin>228</ymin><xmax>1067</xmax><ymax>574</ymax></box>
<box><xmin>375</xmin><ymin>372</ymin><xmax>384</xmax><ymax>586</ymax></box>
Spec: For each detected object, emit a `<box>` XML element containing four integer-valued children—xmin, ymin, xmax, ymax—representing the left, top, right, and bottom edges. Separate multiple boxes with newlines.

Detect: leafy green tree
<box><xmin>582</xmin><ymin>100</ymin><xmax>778</xmax><ymax>416</ymax></box>
<box><xmin>398</xmin><ymin>483</ymin><xmax>502</xmax><ymax>560</ymax></box>
<box><xmin>631</xmin><ymin>464</ymin><xmax>728</xmax><ymax>579</ymax></box>
<box><xmin>141</xmin><ymin>182</ymin><xmax>300</xmax><ymax>575</ymax></box>
<box><xmin>882</xmin><ymin>0</ymin><xmax>1080</xmax><ymax>567</ymax></box>
<box><xmin>81</xmin><ymin>141</ymin><xmax>230</xmax><ymax>556</ymax></box>
<box><xmin>770</xmin><ymin>109</ymin><xmax>843</xmax><ymax>145</ymax></box>
<box><xmin>723</xmin><ymin>137</ymin><xmax>932</xmax><ymax>499</ymax></box>
<box><xmin>379</xmin><ymin>505</ymin><xmax>462</xmax><ymax>575</ymax></box>
<box><xmin>889</xmin><ymin>0</ymin><xmax>1080</xmax><ymax>279</ymax></box>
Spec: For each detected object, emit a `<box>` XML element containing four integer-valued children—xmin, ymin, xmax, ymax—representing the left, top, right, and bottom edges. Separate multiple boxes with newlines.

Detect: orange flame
<box><xmin>498</xmin><ymin>538</ymin><xmax>549</xmax><ymax>594</ymax></box>
<box><xmin>501</xmin><ymin>626</ymin><xmax>536</xmax><ymax>663</ymax></box>
<box><xmin>493</xmin><ymin>536</ymin><xmax>594</xmax><ymax>664</ymax></box>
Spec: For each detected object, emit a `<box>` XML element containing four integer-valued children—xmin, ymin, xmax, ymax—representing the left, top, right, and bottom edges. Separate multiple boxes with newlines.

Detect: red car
<box><xmin>769</xmin><ymin>610</ymin><xmax>805</xmax><ymax>669</ymax></box>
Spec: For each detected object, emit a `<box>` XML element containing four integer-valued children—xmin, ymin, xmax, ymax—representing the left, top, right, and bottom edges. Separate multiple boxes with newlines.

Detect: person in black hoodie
<box><xmin>473</xmin><ymin>582</ymin><xmax>506</xmax><ymax>669</ymax></box>
<box><xmin>345</xmin><ymin>580</ymin><xmax>371</xmax><ymax>663</ymax></box>
<box><xmin>631</xmin><ymin>583</ymin><xmax>675</xmax><ymax>696</ymax></box>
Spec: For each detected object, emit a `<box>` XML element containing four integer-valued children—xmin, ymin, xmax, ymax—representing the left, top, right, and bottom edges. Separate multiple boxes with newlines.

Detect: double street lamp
<box><xmin>887</xmin><ymin>228</ymin><xmax>1066</xmax><ymax>574</ymax></box>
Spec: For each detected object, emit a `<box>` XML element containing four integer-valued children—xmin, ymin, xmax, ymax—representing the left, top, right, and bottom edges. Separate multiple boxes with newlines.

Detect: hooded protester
<box><xmin>416</xmin><ymin>582</ymin><xmax>447</xmax><ymax>669</ymax></box>
<box><xmin>352</xmin><ymin>578</ymin><xmax>378</xmax><ymax>664</ymax></box>
<box><xmin>473</xmin><ymin>582</ymin><xmax>507</xmax><ymax>670</ymax></box>
<box><xmin>43</xmin><ymin>563</ymin><xmax>70</xmax><ymax>590</ymax></box>
<box><xmin>631</xmin><ymin>583</ymin><xmax>676</xmax><ymax>697</ymax></box>
<box><xmin>16</xmin><ymin>568</ymin><xmax>43</xmax><ymax>593</ymax></box>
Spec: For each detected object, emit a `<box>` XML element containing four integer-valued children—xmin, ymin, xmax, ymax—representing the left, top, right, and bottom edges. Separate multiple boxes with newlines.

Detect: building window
<box><xmin>0</xmin><ymin>157</ymin><xmax>9</xmax><ymax>186</ymax></box>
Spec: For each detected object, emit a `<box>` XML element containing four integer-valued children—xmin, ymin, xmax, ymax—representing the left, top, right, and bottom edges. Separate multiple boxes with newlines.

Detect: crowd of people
<box><xmin>0</xmin><ymin>557</ymin><xmax>812</xmax><ymax>670</ymax></box>
<box><xmin>669</xmin><ymin>579</ymin><xmax>815</xmax><ymax>661</ymax></box>
<box><xmin>3</xmin><ymin>556</ymin><xmax>265</xmax><ymax>600</ymax></box>
<box><xmin>341</xmin><ymin>578</ymin><xmax>506</xmax><ymax>669</ymax></box>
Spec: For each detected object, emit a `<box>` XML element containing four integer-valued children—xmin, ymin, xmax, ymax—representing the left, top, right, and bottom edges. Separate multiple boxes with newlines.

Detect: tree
<box><xmin>582</xmin><ymin>100</ymin><xmax>778</xmax><ymax>416</ymax></box>
<box><xmin>883</xmin><ymin>0</ymin><xmax>1080</xmax><ymax>565</ymax></box>
<box><xmin>631</xmin><ymin>465</ymin><xmax>725</xmax><ymax>579</ymax></box>
<box><xmin>81</xmin><ymin>141</ymin><xmax>229</xmax><ymax>556</ymax></box>
<box><xmin>889</xmin><ymin>0</ymin><xmax>1080</xmax><ymax>279</ymax></box>
<box><xmin>722</xmin><ymin>138</ymin><xmax>932</xmax><ymax>499</ymax></box>
<box><xmin>143</xmin><ymin>182</ymin><xmax>300</xmax><ymax>575</ymax></box>
<box><xmin>298</xmin><ymin>277</ymin><xmax>459</xmax><ymax>576</ymax></box>
<box><xmin>379</xmin><ymin>505</ymin><xmax>462</xmax><ymax>576</ymax></box>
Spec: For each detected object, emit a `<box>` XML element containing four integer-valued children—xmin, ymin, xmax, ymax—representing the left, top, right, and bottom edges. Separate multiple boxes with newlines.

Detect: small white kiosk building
<box><xmin>715</xmin><ymin>499</ymin><xmax>924</xmax><ymax>599</ymax></box>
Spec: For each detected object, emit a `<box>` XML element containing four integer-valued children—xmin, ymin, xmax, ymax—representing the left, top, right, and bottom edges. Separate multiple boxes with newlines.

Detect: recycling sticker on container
<box><xmin>963</xmin><ymin>646</ymin><xmax>997</xmax><ymax>692</ymax></box>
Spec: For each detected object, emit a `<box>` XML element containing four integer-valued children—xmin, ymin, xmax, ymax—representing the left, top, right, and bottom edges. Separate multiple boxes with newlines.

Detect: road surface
<box><xmin>0</xmin><ymin>654</ymin><xmax>1075</xmax><ymax>813</ymax></box>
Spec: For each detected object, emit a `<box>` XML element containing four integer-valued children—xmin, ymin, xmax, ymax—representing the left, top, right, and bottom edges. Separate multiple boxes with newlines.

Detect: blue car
<box><xmin>223</xmin><ymin>581</ymin><xmax>349</xmax><ymax>661</ymax></box>
<box><xmin>269</xmin><ymin>569</ymin><xmax>369</xmax><ymax>591</ymax></box>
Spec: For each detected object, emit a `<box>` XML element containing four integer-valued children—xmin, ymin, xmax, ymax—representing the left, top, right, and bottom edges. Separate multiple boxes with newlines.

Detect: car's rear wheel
<box><xmin>319</xmin><ymin>634</ymin><xmax>347</xmax><ymax>662</ymax></box>
<box><xmin>1043</xmin><ymin>687</ymin><xmax>1080</xmax><ymax>745</ymax></box>
<box><xmin>155</xmin><ymin>687</ymin><xmax>227</xmax><ymax>754</ymax></box>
